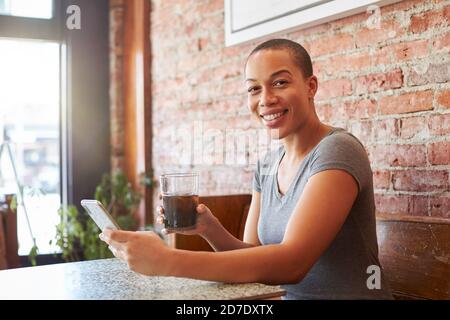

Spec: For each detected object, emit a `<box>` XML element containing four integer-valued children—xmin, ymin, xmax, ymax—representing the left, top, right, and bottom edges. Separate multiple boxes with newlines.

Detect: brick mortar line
<box><xmin>314</xmin><ymin>81</ymin><xmax>449</xmax><ymax>105</ymax></box>
<box><xmin>374</xmin><ymin>190</ymin><xmax>450</xmax><ymax>196</ymax></box>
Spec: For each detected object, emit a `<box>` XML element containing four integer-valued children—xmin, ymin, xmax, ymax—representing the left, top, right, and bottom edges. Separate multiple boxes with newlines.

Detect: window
<box><xmin>0</xmin><ymin>39</ymin><xmax>61</xmax><ymax>255</ymax></box>
<box><xmin>0</xmin><ymin>0</ymin><xmax>110</xmax><ymax>263</ymax></box>
<box><xmin>0</xmin><ymin>0</ymin><xmax>53</xmax><ymax>19</ymax></box>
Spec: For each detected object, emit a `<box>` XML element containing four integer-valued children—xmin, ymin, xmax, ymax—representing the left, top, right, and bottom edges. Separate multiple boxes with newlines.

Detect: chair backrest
<box><xmin>0</xmin><ymin>211</ymin><xmax>7</xmax><ymax>270</ymax></box>
<box><xmin>173</xmin><ymin>194</ymin><xmax>252</xmax><ymax>251</ymax></box>
<box><xmin>0</xmin><ymin>194</ymin><xmax>20</xmax><ymax>269</ymax></box>
<box><xmin>172</xmin><ymin>194</ymin><xmax>450</xmax><ymax>299</ymax></box>
<box><xmin>376</xmin><ymin>216</ymin><xmax>450</xmax><ymax>300</ymax></box>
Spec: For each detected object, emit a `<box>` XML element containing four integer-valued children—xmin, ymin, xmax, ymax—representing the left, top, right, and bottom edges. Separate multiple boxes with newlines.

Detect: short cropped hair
<box><xmin>247</xmin><ymin>39</ymin><xmax>313</xmax><ymax>78</ymax></box>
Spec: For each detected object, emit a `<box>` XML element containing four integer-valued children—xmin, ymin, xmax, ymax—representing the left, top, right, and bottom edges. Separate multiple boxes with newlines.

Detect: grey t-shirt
<box><xmin>253</xmin><ymin>127</ymin><xmax>393</xmax><ymax>300</ymax></box>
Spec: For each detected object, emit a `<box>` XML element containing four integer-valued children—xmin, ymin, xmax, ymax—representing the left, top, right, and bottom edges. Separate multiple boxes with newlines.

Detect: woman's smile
<box><xmin>260</xmin><ymin>109</ymin><xmax>289</xmax><ymax>128</ymax></box>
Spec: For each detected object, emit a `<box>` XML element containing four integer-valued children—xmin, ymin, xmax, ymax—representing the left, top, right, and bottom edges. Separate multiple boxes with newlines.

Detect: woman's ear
<box><xmin>308</xmin><ymin>75</ymin><xmax>318</xmax><ymax>99</ymax></box>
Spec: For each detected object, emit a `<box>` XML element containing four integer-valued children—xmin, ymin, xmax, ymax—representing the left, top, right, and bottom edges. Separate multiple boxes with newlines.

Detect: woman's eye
<box><xmin>274</xmin><ymin>80</ymin><xmax>287</xmax><ymax>87</ymax></box>
<box><xmin>247</xmin><ymin>86</ymin><xmax>260</xmax><ymax>94</ymax></box>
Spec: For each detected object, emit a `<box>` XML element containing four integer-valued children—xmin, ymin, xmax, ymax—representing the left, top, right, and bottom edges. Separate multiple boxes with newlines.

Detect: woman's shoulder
<box><xmin>318</xmin><ymin>127</ymin><xmax>367</xmax><ymax>154</ymax></box>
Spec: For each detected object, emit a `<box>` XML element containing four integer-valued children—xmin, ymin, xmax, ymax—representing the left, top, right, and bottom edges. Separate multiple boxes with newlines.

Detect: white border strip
<box><xmin>225</xmin><ymin>0</ymin><xmax>403</xmax><ymax>47</ymax></box>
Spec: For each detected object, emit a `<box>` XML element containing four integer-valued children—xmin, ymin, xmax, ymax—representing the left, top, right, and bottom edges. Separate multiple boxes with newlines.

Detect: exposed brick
<box><xmin>315</xmin><ymin>103</ymin><xmax>333</xmax><ymax>123</ymax></box>
<box><xmin>315</xmin><ymin>78</ymin><xmax>352</xmax><ymax>100</ymax></box>
<box><xmin>213</xmin><ymin>61</ymin><xmax>242</xmax><ymax>80</ymax></box>
<box><xmin>374</xmin><ymin>194</ymin><xmax>427</xmax><ymax>215</ymax></box>
<box><xmin>355</xmin><ymin>69</ymin><xmax>403</xmax><ymax>95</ymax></box>
<box><xmin>428</xmin><ymin>141</ymin><xmax>450</xmax><ymax>165</ymax></box>
<box><xmin>432</xmin><ymin>31</ymin><xmax>450</xmax><ymax>52</ymax></box>
<box><xmin>373</xmin><ymin>119</ymin><xmax>399</xmax><ymax>141</ymax></box>
<box><xmin>372</xmin><ymin>46</ymin><xmax>391</xmax><ymax>66</ymax></box>
<box><xmin>379</xmin><ymin>90</ymin><xmax>433</xmax><ymax>115</ymax></box>
<box><xmin>329</xmin><ymin>11</ymin><xmax>367</xmax><ymax>29</ymax></box>
<box><xmin>408</xmin><ymin>7</ymin><xmax>449</xmax><ymax>34</ymax></box>
<box><xmin>380</xmin><ymin>0</ymin><xmax>425</xmax><ymax>14</ymax></box>
<box><xmin>146</xmin><ymin>0</ymin><xmax>450</xmax><ymax>215</ymax></box>
<box><xmin>436</xmin><ymin>89</ymin><xmax>450</xmax><ymax>109</ymax></box>
<box><xmin>197</xmin><ymin>0</ymin><xmax>224</xmax><ymax>16</ymax></box>
<box><xmin>343</xmin><ymin>99</ymin><xmax>377</xmax><ymax>119</ymax></box>
<box><xmin>375</xmin><ymin>193</ymin><xmax>408</xmax><ymax>214</ymax></box>
<box><xmin>315</xmin><ymin>51</ymin><xmax>371</xmax><ymax>76</ymax></box>
<box><xmin>356</xmin><ymin>19</ymin><xmax>404</xmax><ymax>48</ymax></box>
<box><xmin>380</xmin><ymin>39</ymin><xmax>429</xmax><ymax>63</ymax></box>
<box><xmin>429</xmin><ymin>114</ymin><xmax>450</xmax><ymax>136</ymax></box>
<box><xmin>369</xmin><ymin>144</ymin><xmax>426</xmax><ymax>167</ymax></box>
<box><xmin>349</xmin><ymin>120</ymin><xmax>373</xmax><ymax>144</ymax></box>
<box><xmin>222</xmin><ymin>79</ymin><xmax>245</xmax><ymax>97</ymax></box>
<box><xmin>288</xmin><ymin>22</ymin><xmax>330</xmax><ymax>39</ymax></box>
<box><xmin>408</xmin><ymin>62</ymin><xmax>450</xmax><ymax>86</ymax></box>
<box><xmin>408</xmin><ymin>195</ymin><xmax>429</xmax><ymax>216</ymax></box>
<box><xmin>399</xmin><ymin>116</ymin><xmax>428</xmax><ymax>139</ymax></box>
<box><xmin>430</xmin><ymin>196</ymin><xmax>450</xmax><ymax>218</ymax></box>
<box><xmin>373</xmin><ymin>170</ymin><xmax>391</xmax><ymax>189</ymax></box>
<box><xmin>392</xmin><ymin>170</ymin><xmax>448</xmax><ymax>192</ymax></box>
<box><xmin>307</xmin><ymin>33</ymin><xmax>354</xmax><ymax>57</ymax></box>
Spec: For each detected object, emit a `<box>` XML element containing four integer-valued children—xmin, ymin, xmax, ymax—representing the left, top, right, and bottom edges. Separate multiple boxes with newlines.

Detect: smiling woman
<box><xmin>101</xmin><ymin>39</ymin><xmax>393</xmax><ymax>300</ymax></box>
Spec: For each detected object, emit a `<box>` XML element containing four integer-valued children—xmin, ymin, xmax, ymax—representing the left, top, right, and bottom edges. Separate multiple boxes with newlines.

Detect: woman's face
<box><xmin>245</xmin><ymin>49</ymin><xmax>317</xmax><ymax>140</ymax></box>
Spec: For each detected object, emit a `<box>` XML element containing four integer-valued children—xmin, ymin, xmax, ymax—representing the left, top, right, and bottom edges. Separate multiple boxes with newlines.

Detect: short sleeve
<box><xmin>309</xmin><ymin>132</ymin><xmax>371</xmax><ymax>193</ymax></box>
<box><xmin>253</xmin><ymin>159</ymin><xmax>262</xmax><ymax>192</ymax></box>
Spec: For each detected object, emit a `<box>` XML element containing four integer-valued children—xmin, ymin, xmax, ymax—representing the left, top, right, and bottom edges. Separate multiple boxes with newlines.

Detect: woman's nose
<box><xmin>259</xmin><ymin>89</ymin><xmax>278</xmax><ymax>107</ymax></box>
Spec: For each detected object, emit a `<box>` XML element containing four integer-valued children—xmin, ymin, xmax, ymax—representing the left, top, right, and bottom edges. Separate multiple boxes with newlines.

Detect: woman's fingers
<box><xmin>156</xmin><ymin>206</ymin><xmax>165</xmax><ymax>223</ymax></box>
<box><xmin>155</xmin><ymin>205</ymin><xmax>164</xmax><ymax>214</ymax></box>
<box><xmin>161</xmin><ymin>228</ymin><xmax>173</xmax><ymax>235</ymax></box>
<box><xmin>156</xmin><ymin>215</ymin><xmax>165</xmax><ymax>225</ymax></box>
<box><xmin>196</xmin><ymin>204</ymin><xmax>211</xmax><ymax>215</ymax></box>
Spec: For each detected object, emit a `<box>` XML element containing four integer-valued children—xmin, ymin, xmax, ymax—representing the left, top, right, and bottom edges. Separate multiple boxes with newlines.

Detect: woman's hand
<box><xmin>156</xmin><ymin>197</ymin><xmax>219</xmax><ymax>238</ymax></box>
<box><xmin>99</xmin><ymin>229</ymin><xmax>173</xmax><ymax>276</ymax></box>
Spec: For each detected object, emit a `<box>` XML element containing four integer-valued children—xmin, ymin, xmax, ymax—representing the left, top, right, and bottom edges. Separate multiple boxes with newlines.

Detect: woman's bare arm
<box><xmin>201</xmin><ymin>189</ymin><xmax>262</xmax><ymax>251</ymax></box>
<box><xmin>167</xmin><ymin>169</ymin><xmax>358</xmax><ymax>284</ymax></box>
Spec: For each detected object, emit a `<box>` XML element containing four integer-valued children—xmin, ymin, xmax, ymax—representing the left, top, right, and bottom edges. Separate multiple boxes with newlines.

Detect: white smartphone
<box><xmin>80</xmin><ymin>199</ymin><xmax>121</xmax><ymax>231</ymax></box>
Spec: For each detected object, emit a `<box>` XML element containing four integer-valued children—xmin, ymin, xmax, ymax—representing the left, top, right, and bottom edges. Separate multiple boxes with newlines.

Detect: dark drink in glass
<box><xmin>160</xmin><ymin>173</ymin><xmax>199</xmax><ymax>230</ymax></box>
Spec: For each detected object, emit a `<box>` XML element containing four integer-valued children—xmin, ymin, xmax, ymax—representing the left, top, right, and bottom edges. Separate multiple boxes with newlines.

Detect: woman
<box><xmin>100</xmin><ymin>39</ymin><xmax>393</xmax><ymax>299</ymax></box>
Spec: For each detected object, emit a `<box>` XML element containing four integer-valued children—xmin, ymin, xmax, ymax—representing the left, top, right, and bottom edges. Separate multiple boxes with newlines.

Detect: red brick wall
<box><xmin>148</xmin><ymin>0</ymin><xmax>449</xmax><ymax>219</ymax></box>
<box><xmin>110</xmin><ymin>0</ymin><xmax>126</xmax><ymax>173</ymax></box>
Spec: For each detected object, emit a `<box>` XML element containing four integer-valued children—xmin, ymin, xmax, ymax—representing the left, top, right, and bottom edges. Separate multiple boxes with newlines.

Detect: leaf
<box><xmin>10</xmin><ymin>195</ymin><xmax>17</xmax><ymax>211</ymax></box>
<box><xmin>28</xmin><ymin>243</ymin><xmax>39</xmax><ymax>266</ymax></box>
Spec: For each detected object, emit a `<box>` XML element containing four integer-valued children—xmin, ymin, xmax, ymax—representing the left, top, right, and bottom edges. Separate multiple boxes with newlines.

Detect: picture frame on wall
<box><xmin>224</xmin><ymin>0</ymin><xmax>403</xmax><ymax>47</ymax></box>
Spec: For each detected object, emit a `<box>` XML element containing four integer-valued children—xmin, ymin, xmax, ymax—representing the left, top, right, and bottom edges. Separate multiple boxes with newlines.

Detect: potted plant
<box><xmin>52</xmin><ymin>171</ymin><xmax>147</xmax><ymax>262</ymax></box>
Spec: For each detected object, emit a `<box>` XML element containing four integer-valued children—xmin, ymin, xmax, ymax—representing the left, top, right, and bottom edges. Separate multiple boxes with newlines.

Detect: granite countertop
<box><xmin>0</xmin><ymin>258</ymin><xmax>285</xmax><ymax>300</ymax></box>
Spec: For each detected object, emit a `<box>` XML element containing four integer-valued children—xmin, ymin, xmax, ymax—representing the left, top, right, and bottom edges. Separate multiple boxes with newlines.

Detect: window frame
<box><xmin>0</xmin><ymin>0</ymin><xmax>62</xmax><ymax>41</ymax></box>
<box><xmin>0</xmin><ymin>0</ymin><xmax>111</xmax><ymax>258</ymax></box>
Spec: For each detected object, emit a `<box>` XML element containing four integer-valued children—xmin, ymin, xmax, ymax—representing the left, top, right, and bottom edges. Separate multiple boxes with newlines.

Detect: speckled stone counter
<box><xmin>0</xmin><ymin>258</ymin><xmax>285</xmax><ymax>300</ymax></box>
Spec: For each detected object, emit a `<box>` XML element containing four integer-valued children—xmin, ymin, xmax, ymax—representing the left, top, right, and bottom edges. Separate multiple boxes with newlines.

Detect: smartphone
<box><xmin>80</xmin><ymin>199</ymin><xmax>121</xmax><ymax>231</ymax></box>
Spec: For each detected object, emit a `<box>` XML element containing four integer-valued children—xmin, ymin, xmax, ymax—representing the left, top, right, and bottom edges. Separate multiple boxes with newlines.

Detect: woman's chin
<box><xmin>268</xmin><ymin>128</ymin><xmax>286</xmax><ymax>140</ymax></box>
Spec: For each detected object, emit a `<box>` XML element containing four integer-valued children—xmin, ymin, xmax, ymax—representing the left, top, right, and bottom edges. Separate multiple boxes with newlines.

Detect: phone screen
<box><xmin>81</xmin><ymin>200</ymin><xmax>120</xmax><ymax>231</ymax></box>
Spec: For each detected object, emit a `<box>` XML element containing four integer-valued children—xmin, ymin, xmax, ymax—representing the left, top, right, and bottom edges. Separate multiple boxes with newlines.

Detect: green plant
<box><xmin>52</xmin><ymin>171</ymin><xmax>143</xmax><ymax>262</ymax></box>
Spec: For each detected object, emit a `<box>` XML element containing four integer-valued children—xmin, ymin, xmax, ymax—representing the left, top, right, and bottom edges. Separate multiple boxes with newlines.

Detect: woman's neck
<box><xmin>281</xmin><ymin>121</ymin><xmax>332</xmax><ymax>165</ymax></box>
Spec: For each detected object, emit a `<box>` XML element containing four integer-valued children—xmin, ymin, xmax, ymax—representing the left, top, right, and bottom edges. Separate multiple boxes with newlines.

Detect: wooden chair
<box><xmin>171</xmin><ymin>194</ymin><xmax>450</xmax><ymax>300</ymax></box>
<box><xmin>376</xmin><ymin>215</ymin><xmax>450</xmax><ymax>300</ymax></box>
<box><xmin>0</xmin><ymin>194</ymin><xmax>20</xmax><ymax>269</ymax></box>
<box><xmin>172</xmin><ymin>194</ymin><xmax>252</xmax><ymax>251</ymax></box>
